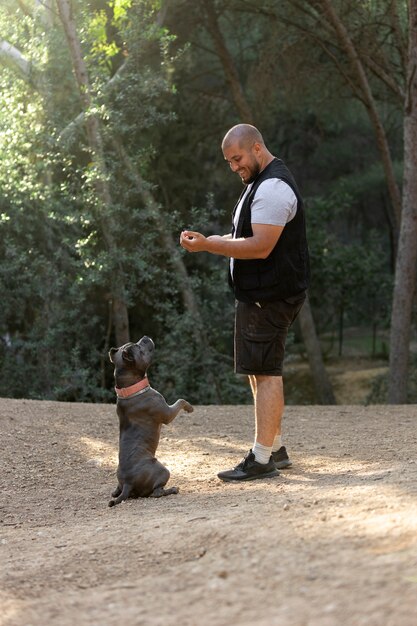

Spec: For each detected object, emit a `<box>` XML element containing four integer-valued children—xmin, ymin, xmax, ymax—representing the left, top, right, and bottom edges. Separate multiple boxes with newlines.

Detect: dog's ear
<box><xmin>122</xmin><ymin>347</ymin><xmax>135</xmax><ymax>363</ymax></box>
<box><xmin>109</xmin><ymin>348</ymin><xmax>117</xmax><ymax>363</ymax></box>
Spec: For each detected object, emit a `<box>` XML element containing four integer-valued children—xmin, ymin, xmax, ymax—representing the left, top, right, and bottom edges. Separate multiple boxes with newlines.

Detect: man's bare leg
<box><xmin>250</xmin><ymin>374</ymin><xmax>284</xmax><ymax>446</ymax></box>
<box><xmin>216</xmin><ymin>376</ymin><xmax>282</xmax><ymax>481</ymax></box>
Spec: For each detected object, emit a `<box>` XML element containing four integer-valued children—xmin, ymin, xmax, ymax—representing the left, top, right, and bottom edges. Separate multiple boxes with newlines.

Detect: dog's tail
<box><xmin>108</xmin><ymin>483</ymin><xmax>131</xmax><ymax>507</ymax></box>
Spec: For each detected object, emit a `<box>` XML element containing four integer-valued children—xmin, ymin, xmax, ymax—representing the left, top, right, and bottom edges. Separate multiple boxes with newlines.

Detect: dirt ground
<box><xmin>1</xmin><ymin>396</ymin><xmax>417</xmax><ymax>626</ymax></box>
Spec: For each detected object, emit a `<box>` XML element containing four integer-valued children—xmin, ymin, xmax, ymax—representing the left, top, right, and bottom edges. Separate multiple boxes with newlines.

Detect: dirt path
<box><xmin>1</xmin><ymin>398</ymin><xmax>417</xmax><ymax>626</ymax></box>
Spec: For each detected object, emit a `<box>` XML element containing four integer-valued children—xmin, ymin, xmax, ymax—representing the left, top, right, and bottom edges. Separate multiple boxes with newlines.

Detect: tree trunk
<box><xmin>202</xmin><ymin>0</ymin><xmax>255</xmax><ymax>124</ymax></box>
<box><xmin>298</xmin><ymin>296</ymin><xmax>336</xmax><ymax>404</ymax></box>
<box><xmin>296</xmin><ymin>301</ymin><xmax>335</xmax><ymax>402</ymax></box>
<box><xmin>203</xmin><ymin>4</ymin><xmax>336</xmax><ymax>404</ymax></box>
<box><xmin>0</xmin><ymin>38</ymin><xmax>44</xmax><ymax>90</ymax></box>
<box><xmin>388</xmin><ymin>1</ymin><xmax>417</xmax><ymax>403</ymax></box>
<box><xmin>55</xmin><ymin>0</ymin><xmax>130</xmax><ymax>346</ymax></box>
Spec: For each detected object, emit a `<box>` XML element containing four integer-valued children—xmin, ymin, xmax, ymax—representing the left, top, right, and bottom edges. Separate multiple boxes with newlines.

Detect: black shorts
<box><xmin>234</xmin><ymin>293</ymin><xmax>306</xmax><ymax>376</ymax></box>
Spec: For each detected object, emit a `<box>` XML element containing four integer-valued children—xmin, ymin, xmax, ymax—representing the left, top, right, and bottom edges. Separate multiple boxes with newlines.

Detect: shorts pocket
<box><xmin>239</xmin><ymin>331</ymin><xmax>279</xmax><ymax>372</ymax></box>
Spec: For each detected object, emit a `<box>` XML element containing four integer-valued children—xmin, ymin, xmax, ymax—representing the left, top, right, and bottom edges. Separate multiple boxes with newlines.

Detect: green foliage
<box><xmin>307</xmin><ymin>194</ymin><xmax>393</xmax><ymax>354</ymax></box>
<box><xmin>0</xmin><ymin>0</ymin><xmax>409</xmax><ymax>404</ymax></box>
<box><xmin>151</xmin><ymin>295</ymin><xmax>251</xmax><ymax>406</ymax></box>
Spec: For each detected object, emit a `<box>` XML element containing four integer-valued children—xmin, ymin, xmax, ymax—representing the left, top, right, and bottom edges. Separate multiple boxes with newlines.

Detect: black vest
<box><xmin>229</xmin><ymin>158</ymin><xmax>310</xmax><ymax>303</ymax></box>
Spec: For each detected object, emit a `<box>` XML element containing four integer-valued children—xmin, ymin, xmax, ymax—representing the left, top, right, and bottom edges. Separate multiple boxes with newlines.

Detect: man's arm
<box><xmin>180</xmin><ymin>223</ymin><xmax>284</xmax><ymax>259</ymax></box>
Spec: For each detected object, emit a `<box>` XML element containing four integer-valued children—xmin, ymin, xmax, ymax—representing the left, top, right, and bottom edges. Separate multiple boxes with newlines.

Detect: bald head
<box><xmin>222</xmin><ymin>124</ymin><xmax>273</xmax><ymax>184</ymax></box>
<box><xmin>222</xmin><ymin>124</ymin><xmax>265</xmax><ymax>152</ymax></box>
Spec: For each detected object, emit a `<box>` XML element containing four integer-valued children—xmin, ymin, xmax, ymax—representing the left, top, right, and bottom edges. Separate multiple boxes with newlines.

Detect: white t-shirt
<box><xmin>233</xmin><ymin>178</ymin><xmax>297</xmax><ymax>230</ymax></box>
<box><xmin>230</xmin><ymin>178</ymin><xmax>297</xmax><ymax>276</ymax></box>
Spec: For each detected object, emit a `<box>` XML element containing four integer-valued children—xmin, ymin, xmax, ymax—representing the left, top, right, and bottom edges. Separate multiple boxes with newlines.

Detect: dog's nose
<box><xmin>139</xmin><ymin>336</ymin><xmax>154</xmax><ymax>347</ymax></box>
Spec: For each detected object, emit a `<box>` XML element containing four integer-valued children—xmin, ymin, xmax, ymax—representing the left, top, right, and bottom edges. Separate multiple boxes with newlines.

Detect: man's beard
<box><xmin>243</xmin><ymin>159</ymin><xmax>261</xmax><ymax>184</ymax></box>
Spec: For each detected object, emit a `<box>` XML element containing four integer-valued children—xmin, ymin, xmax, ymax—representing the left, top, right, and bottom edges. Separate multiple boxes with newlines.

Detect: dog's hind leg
<box><xmin>108</xmin><ymin>483</ymin><xmax>132</xmax><ymax>507</ymax></box>
<box><xmin>150</xmin><ymin>486</ymin><xmax>179</xmax><ymax>497</ymax></box>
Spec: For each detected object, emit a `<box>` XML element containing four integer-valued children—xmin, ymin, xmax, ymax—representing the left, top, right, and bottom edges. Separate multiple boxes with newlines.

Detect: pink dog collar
<box><xmin>115</xmin><ymin>377</ymin><xmax>150</xmax><ymax>398</ymax></box>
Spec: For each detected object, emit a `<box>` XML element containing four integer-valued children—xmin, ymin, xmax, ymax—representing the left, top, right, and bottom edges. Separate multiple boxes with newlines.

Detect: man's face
<box><xmin>223</xmin><ymin>142</ymin><xmax>261</xmax><ymax>184</ymax></box>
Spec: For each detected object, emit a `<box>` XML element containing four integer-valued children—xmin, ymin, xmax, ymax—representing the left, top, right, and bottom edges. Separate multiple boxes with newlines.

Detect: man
<box><xmin>180</xmin><ymin>124</ymin><xmax>309</xmax><ymax>482</ymax></box>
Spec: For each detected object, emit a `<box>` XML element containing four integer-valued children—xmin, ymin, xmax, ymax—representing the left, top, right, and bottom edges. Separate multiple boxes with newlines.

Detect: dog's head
<box><xmin>109</xmin><ymin>336</ymin><xmax>155</xmax><ymax>378</ymax></box>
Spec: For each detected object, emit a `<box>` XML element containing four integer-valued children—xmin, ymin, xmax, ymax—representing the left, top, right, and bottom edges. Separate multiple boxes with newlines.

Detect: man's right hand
<box><xmin>180</xmin><ymin>230</ymin><xmax>207</xmax><ymax>252</ymax></box>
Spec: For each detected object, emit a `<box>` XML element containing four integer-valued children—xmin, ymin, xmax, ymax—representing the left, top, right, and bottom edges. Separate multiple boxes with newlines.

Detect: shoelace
<box><xmin>235</xmin><ymin>452</ymin><xmax>252</xmax><ymax>470</ymax></box>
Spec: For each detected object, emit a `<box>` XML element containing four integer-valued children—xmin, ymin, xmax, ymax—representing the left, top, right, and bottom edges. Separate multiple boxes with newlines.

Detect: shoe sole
<box><xmin>274</xmin><ymin>460</ymin><xmax>292</xmax><ymax>469</ymax></box>
<box><xmin>218</xmin><ymin>469</ymin><xmax>279</xmax><ymax>482</ymax></box>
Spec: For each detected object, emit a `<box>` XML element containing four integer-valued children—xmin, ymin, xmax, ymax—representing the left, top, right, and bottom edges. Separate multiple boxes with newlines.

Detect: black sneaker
<box><xmin>217</xmin><ymin>450</ymin><xmax>279</xmax><ymax>482</ymax></box>
<box><xmin>272</xmin><ymin>446</ymin><xmax>292</xmax><ymax>469</ymax></box>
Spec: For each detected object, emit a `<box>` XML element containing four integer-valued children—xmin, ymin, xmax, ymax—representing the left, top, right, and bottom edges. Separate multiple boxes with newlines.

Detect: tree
<box><xmin>388</xmin><ymin>0</ymin><xmax>417</xmax><ymax>402</ymax></box>
<box><xmin>196</xmin><ymin>0</ymin><xmax>336</xmax><ymax>404</ymax></box>
<box><xmin>301</xmin><ymin>0</ymin><xmax>416</xmax><ymax>403</ymax></box>
<box><xmin>238</xmin><ymin>0</ymin><xmax>414</xmax><ymax>400</ymax></box>
<box><xmin>0</xmin><ymin>0</ymin><xmax>249</xmax><ymax>403</ymax></box>
<box><xmin>309</xmin><ymin>0</ymin><xmax>403</xmax><ymax>235</ymax></box>
<box><xmin>0</xmin><ymin>46</ymin><xmax>107</xmax><ymax>399</ymax></box>
<box><xmin>1</xmin><ymin>0</ymin><xmax>412</xmax><ymax>405</ymax></box>
<box><xmin>56</xmin><ymin>0</ymin><xmax>130</xmax><ymax>345</ymax></box>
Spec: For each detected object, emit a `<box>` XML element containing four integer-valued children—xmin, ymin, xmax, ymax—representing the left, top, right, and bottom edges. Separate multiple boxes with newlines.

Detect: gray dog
<box><xmin>108</xmin><ymin>336</ymin><xmax>193</xmax><ymax>507</ymax></box>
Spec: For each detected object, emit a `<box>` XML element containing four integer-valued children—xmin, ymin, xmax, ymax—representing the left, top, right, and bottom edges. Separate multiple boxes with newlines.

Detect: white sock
<box><xmin>272</xmin><ymin>434</ymin><xmax>282</xmax><ymax>452</ymax></box>
<box><xmin>252</xmin><ymin>441</ymin><xmax>272</xmax><ymax>465</ymax></box>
